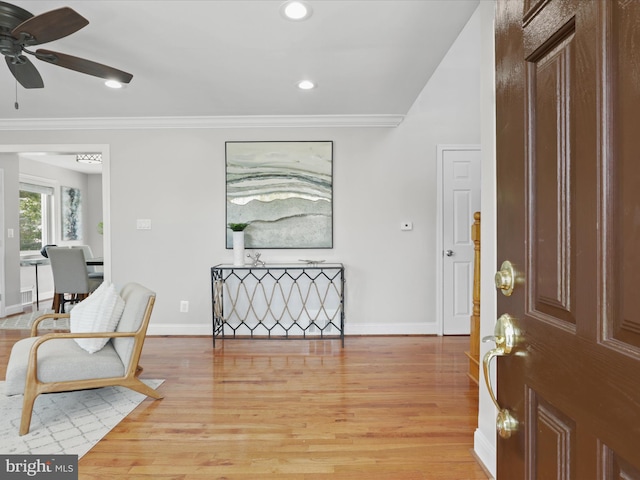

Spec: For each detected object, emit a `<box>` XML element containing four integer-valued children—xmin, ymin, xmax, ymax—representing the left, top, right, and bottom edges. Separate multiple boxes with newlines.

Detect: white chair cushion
<box><xmin>70</xmin><ymin>282</ymin><xmax>125</xmax><ymax>353</ymax></box>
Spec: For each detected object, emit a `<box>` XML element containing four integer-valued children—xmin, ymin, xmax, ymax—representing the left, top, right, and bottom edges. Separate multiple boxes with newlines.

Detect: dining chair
<box><xmin>72</xmin><ymin>245</ymin><xmax>104</xmax><ymax>280</ymax></box>
<box><xmin>47</xmin><ymin>246</ymin><xmax>103</xmax><ymax>313</ymax></box>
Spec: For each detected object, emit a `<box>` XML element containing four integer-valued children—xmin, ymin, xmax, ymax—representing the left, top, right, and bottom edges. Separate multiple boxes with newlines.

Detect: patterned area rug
<box><xmin>0</xmin><ymin>379</ymin><xmax>163</xmax><ymax>458</ymax></box>
<box><xmin>0</xmin><ymin>309</ymin><xmax>70</xmax><ymax>330</ymax></box>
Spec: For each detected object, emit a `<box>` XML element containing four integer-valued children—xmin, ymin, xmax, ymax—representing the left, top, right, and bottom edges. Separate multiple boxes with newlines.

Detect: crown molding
<box><xmin>0</xmin><ymin>114</ymin><xmax>405</xmax><ymax>131</ymax></box>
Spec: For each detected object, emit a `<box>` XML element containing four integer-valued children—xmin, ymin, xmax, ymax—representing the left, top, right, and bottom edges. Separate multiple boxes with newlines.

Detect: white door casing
<box><xmin>436</xmin><ymin>145</ymin><xmax>481</xmax><ymax>335</ymax></box>
<box><xmin>0</xmin><ymin>169</ymin><xmax>5</xmax><ymax>317</ymax></box>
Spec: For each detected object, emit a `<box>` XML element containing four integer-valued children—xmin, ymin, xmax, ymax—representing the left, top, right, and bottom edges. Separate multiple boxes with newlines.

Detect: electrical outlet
<box><xmin>180</xmin><ymin>300</ymin><xmax>189</xmax><ymax>313</ymax></box>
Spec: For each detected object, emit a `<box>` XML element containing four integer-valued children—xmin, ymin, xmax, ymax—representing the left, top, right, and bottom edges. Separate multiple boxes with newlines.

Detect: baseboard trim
<box><xmin>147</xmin><ymin>322</ymin><xmax>441</xmax><ymax>337</ymax></box>
<box><xmin>346</xmin><ymin>323</ymin><xmax>440</xmax><ymax>336</ymax></box>
<box><xmin>4</xmin><ymin>303</ymin><xmax>24</xmax><ymax>317</ymax></box>
<box><xmin>473</xmin><ymin>428</ymin><xmax>496</xmax><ymax>479</ymax></box>
<box><xmin>147</xmin><ymin>323</ymin><xmax>213</xmax><ymax>336</ymax></box>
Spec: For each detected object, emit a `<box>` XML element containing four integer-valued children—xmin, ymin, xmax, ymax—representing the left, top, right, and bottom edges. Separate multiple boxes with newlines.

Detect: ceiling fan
<box><xmin>0</xmin><ymin>1</ymin><xmax>132</xmax><ymax>88</ymax></box>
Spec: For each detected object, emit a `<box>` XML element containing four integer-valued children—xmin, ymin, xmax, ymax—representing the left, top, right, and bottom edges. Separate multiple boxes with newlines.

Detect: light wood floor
<box><xmin>0</xmin><ymin>331</ymin><xmax>489</xmax><ymax>480</ymax></box>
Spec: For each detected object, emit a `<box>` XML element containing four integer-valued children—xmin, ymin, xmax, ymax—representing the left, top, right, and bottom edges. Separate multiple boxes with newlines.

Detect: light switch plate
<box><xmin>401</xmin><ymin>221</ymin><xmax>413</xmax><ymax>231</ymax></box>
<box><xmin>137</xmin><ymin>219</ymin><xmax>152</xmax><ymax>230</ymax></box>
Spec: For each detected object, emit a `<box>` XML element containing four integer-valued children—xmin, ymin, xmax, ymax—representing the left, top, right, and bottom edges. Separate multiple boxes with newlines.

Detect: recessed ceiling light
<box><xmin>281</xmin><ymin>1</ymin><xmax>313</xmax><ymax>21</ymax></box>
<box><xmin>105</xmin><ymin>79</ymin><xmax>123</xmax><ymax>89</ymax></box>
<box><xmin>297</xmin><ymin>80</ymin><xmax>316</xmax><ymax>90</ymax></box>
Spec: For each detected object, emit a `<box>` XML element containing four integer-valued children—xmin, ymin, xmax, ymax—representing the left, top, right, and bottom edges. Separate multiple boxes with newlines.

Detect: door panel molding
<box><xmin>600</xmin><ymin>1</ymin><xmax>640</xmax><ymax>358</ymax></box>
<box><xmin>525</xmin><ymin>15</ymin><xmax>576</xmax><ymax>328</ymax></box>
<box><xmin>526</xmin><ymin>386</ymin><xmax>576</xmax><ymax>480</ymax></box>
<box><xmin>600</xmin><ymin>441</ymin><xmax>640</xmax><ymax>479</ymax></box>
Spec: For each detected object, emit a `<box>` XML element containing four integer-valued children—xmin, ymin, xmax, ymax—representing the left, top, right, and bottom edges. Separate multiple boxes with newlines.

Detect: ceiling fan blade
<box><xmin>5</xmin><ymin>56</ymin><xmax>44</xmax><ymax>88</ymax></box>
<box><xmin>11</xmin><ymin>7</ymin><xmax>89</xmax><ymax>45</ymax></box>
<box><xmin>35</xmin><ymin>49</ymin><xmax>133</xmax><ymax>84</ymax></box>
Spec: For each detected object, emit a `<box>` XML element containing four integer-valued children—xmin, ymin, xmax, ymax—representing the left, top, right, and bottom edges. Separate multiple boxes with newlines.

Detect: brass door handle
<box><xmin>482</xmin><ymin>314</ymin><xmax>520</xmax><ymax>439</ymax></box>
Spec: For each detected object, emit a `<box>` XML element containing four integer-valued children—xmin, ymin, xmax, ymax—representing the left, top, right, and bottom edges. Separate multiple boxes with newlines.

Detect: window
<box><xmin>19</xmin><ymin>182</ymin><xmax>54</xmax><ymax>254</ymax></box>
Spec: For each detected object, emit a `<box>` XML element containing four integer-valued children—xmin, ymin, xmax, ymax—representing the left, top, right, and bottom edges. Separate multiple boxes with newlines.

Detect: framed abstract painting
<box><xmin>225</xmin><ymin>141</ymin><xmax>333</xmax><ymax>249</ymax></box>
<box><xmin>61</xmin><ymin>186</ymin><xmax>82</xmax><ymax>241</ymax></box>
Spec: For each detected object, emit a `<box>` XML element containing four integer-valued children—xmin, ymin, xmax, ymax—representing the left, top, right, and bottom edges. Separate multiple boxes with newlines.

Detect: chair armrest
<box><xmin>26</xmin><ymin>331</ymin><xmax>139</xmax><ymax>382</ymax></box>
<box><xmin>30</xmin><ymin>313</ymin><xmax>70</xmax><ymax>337</ymax></box>
<box><xmin>33</xmin><ymin>330</ymin><xmax>137</xmax><ymax>345</ymax></box>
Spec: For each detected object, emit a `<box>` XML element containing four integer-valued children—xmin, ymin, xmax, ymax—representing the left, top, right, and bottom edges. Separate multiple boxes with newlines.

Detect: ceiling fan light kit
<box><xmin>0</xmin><ymin>1</ymin><xmax>133</xmax><ymax>89</ymax></box>
<box><xmin>105</xmin><ymin>79</ymin><xmax>123</xmax><ymax>89</ymax></box>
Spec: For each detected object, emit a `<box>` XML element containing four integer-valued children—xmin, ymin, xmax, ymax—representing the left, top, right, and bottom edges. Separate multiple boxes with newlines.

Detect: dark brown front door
<box><xmin>495</xmin><ymin>0</ymin><xmax>640</xmax><ymax>477</ymax></box>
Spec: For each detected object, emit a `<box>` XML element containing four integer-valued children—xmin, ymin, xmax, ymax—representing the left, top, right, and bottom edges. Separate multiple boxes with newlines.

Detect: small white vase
<box><xmin>232</xmin><ymin>231</ymin><xmax>245</xmax><ymax>266</ymax></box>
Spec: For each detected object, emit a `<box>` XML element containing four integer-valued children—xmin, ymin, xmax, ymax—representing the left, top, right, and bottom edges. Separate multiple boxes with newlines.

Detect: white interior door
<box><xmin>440</xmin><ymin>146</ymin><xmax>481</xmax><ymax>335</ymax></box>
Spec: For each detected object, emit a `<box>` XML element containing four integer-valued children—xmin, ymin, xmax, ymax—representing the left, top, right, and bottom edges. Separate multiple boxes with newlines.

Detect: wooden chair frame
<box><xmin>19</xmin><ymin>295</ymin><xmax>163</xmax><ymax>436</ymax></box>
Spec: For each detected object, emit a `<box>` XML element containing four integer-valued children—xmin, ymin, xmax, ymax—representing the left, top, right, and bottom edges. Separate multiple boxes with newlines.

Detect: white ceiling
<box><xmin>5</xmin><ymin>0</ymin><xmax>479</xmax><ymax>173</ymax></box>
<box><xmin>1</xmin><ymin>0</ymin><xmax>479</xmax><ymax>121</ymax></box>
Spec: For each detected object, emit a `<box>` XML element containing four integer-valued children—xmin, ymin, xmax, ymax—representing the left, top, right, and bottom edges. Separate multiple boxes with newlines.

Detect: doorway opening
<box><xmin>0</xmin><ymin>144</ymin><xmax>110</xmax><ymax>317</ymax></box>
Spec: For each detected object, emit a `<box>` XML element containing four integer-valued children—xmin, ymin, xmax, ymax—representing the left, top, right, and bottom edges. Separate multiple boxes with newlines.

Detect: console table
<box><xmin>211</xmin><ymin>263</ymin><xmax>345</xmax><ymax>347</ymax></box>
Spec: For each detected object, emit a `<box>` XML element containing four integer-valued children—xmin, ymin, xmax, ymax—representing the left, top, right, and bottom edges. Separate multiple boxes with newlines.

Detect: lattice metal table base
<box><xmin>211</xmin><ymin>263</ymin><xmax>345</xmax><ymax>347</ymax></box>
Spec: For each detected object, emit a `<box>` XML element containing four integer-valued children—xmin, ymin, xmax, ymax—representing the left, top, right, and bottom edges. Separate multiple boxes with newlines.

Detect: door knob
<box><xmin>482</xmin><ymin>313</ymin><xmax>521</xmax><ymax>439</ymax></box>
<box><xmin>445</xmin><ymin>250</ymin><xmax>454</xmax><ymax>257</ymax></box>
<box><xmin>495</xmin><ymin>260</ymin><xmax>516</xmax><ymax>296</ymax></box>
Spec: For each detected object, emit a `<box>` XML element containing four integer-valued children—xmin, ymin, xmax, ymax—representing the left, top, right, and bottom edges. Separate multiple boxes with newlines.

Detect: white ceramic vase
<box><xmin>233</xmin><ymin>231</ymin><xmax>245</xmax><ymax>266</ymax></box>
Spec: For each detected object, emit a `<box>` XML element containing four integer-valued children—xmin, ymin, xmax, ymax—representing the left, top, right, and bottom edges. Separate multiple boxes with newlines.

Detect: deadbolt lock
<box><xmin>495</xmin><ymin>260</ymin><xmax>516</xmax><ymax>296</ymax></box>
